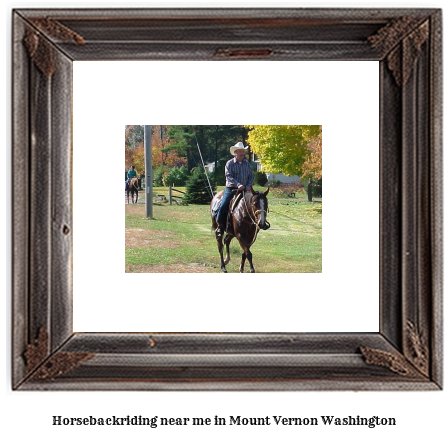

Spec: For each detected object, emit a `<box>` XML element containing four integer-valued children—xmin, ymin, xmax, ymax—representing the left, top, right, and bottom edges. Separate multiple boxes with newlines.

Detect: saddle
<box><xmin>211</xmin><ymin>190</ymin><xmax>242</xmax><ymax>217</ymax></box>
<box><xmin>126</xmin><ymin>178</ymin><xmax>138</xmax><ymax>191</ymax></box>
<box><xmin>229</xmin><ymin>192</ymin><xmax>243</xmax><ymax>213</ymax></box>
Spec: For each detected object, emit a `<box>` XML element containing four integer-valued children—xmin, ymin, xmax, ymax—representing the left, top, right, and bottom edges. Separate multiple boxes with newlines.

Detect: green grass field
<box><xmin>125</xmin><ymin>188</ymin><xmax>322</xmax><ymax>273</ymax></box>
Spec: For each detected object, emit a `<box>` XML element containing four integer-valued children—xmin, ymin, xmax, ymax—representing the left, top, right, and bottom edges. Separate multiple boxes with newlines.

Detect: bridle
<box><xmin>242</xmin><ymin>191</ymin><xmax>271</xmax><ymax>243</ymax></box>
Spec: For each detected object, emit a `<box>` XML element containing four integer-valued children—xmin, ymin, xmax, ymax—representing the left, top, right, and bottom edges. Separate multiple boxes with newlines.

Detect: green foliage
<box><xmin>212</xmin><ymin>157</ymin><xmax>229</xmax><ymax>186</ymax></box>
<box><xmin>164</xmin><ymin>166</ymin><xmax>189</xmax><ymax>187</ymax></box>
<box><xmin>313</xmin><ymin>178</ymin><xmax>322</xmax><ymax>198</ymax></box>
<box><xmin>213</xmin><ymin>169</ymin><xmax>226</xmax><ymax>186</ymax></box>
<box><xmin>167</xmin><ymin>125</ymin><xmax>247</xmax><ymax>171</ymax></box>
<box><xmin>246</xmin><ymin>125</ymin><xmax>321</xmax><ymax>177</ymax></box>
<box><xmin>184</xmin><ymin>167</ymin><xmax>216</xmax><ymax>204</ymax></box>
<box><xmin>255</xmin><ymin>171</ymin><xmax>268</xmax><ymax>187</ymax></box>
<box><xmin>152</xmin><ymin>166</ymin><xmax>166</xmax><ymax>187</ymax></box>
<box><xmin>303</xmin><ymin>178</ymin><xmax>322</xmax><ymax>198</ymax></box>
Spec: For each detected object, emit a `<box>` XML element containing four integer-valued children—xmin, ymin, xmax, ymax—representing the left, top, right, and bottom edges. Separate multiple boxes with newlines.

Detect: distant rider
<box><xmin>126</xmin><ymin>165</ymin><xmax>137</xmax><ymax>190</ymax></box>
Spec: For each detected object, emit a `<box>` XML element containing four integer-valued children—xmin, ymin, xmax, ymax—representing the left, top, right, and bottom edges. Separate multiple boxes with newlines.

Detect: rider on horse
<box><xmin>215</xmin><ymin>142</ymin><xmax>254</xmax><ymax>237</ymax></box>
<box><xmin>125</xmin><ymin>165</ymin><xmax>137</xmax><ymax>190</ymax></box>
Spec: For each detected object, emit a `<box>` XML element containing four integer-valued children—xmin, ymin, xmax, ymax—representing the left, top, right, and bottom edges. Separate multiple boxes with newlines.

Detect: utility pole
<box><xmin>144</xmin><ymin>125</ymin><xmax>153</xmax><ymax>219</ymax></box>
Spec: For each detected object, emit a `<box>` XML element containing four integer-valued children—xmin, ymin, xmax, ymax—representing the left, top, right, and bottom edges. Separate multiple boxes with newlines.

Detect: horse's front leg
<box><xmin>246</xmin><ymin>248</ymin><xmax>255</xmax><ymax>273</ymax></box>
<box><xmin>237</xmin><ymin>233</ymin><xmax>255</xmax><ymax>273</ymax></box>
<box><xmin>240</xmin><ymin>248</ymin><xmax>255</xmax><ymax>273</ymax></box>
<box><xmin>239</xmin><ymin>252</ymin><xmax>247</xmax><ymax>273</ymax></box>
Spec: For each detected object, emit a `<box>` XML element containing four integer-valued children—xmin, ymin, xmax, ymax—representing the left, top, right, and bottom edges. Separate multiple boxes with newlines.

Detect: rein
<box><xmin>241</xmin><ymin>191</ymin><xmax>270</xmax><ymax>245</ymax></box>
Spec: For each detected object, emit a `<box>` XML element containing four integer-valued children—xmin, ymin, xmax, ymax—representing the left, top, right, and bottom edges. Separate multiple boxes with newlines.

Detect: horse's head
<box><xmin>249</xmin><ymin>186</ymin><xmax>270</xmax><ymax>230</ymax></box>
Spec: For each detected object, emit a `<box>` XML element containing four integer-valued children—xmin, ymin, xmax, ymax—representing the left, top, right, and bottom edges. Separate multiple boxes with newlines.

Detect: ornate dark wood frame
<box><xmin>12</xmin><ymin>8</ymin><xmax>442</xmax><ymax>390</ymax></box>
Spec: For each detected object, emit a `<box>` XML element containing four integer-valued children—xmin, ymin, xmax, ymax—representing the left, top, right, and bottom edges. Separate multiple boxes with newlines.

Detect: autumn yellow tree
<box><xmin>302</xmin><ymin>126</ymin><xmax>322</xmax><ymax>180</ymax></box>
<box><xmin>125</xmin><ymin>125</ymin><xmax>144</xmax><ymax>175</ymax></box>
<box><xmin>125</xmin><ymin>125</ymin><xmax>187</xmax><ymax>181</ymax></box>
<box><xmin>246</xmin><ymin>125</ymin><xmax>322</xmax><ymax>201</ymax></box>
<box><xmin>245</xmin><ymin>125</ymin><xmax>321</xmax><ymax>177</ymax></box>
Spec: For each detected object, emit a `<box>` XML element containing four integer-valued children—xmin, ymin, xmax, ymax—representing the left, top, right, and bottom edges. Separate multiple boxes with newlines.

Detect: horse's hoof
<box><xmin>221</xmin><ymin>269</ymin><xmax>227</xmax><ymax>273</ymax></box>
<box><xmin>250</xmin><ymin>269</ymin><xmax>255</xmax><ymax>273</ymax></box>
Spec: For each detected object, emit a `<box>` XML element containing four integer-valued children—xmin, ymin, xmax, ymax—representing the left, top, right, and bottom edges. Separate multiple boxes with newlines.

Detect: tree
<box><xmin>151</xmin><ymin>125</ymin><xmax>187</xmax><ymax>168</ymax></box>
<box><xmin>124</xmin><ymin>125</ymin><xmax>145</xmax><ymax>176</ymax></box>
<box><xmin>165</xmin><ymin>125</ymin><xmax>198</xmax><ymax>171</ymax></box>
<box><xmin>125</xmin><ymin>125</ymin><xmax>145</xmax><ymax>177</ymax></box>
<box><xmin>130</xmin><ymin>145</ymin><xmax>145</xmax><ymax>176</ymax></box>
<box><xmin>245</xmin><ymin>125</ymin><xmax>321</xmax><ymax>176</ymax></box>
<box><xmin>211</xmin><ymin>125</ymin><xmax>247</xmax><ymax>169</ymax></box>
<box><xmin>301</xmin><ymin>126</ymin><xmax>322</xmax><ymax>180</ymax></box>
<box><xmin>125</xmin><ymin>125</ymin><xmax>144</xmax><ymax>149</ymax></box>
<box><xmin>301</xmin><ymin>127</ymin><xmax>323</xmax><ymax>201</ymax></box>
<box><xmin>167</xmin><ymin>125</ymin><xmax>245</xmax><ymax>173</ymax></box>
<box><xmin>125</xmin><ymin>125</ymin><xmax>187</xmax><ymax>181</ymax></box>
<box><xmin>255</xmin><ymin>171</ymin><xmax>268</xmax><ymax>187</ymax></box>
<box><xmin>184</xmin><ymin>167</ymin><xmax>216</xmax><ymax>205</ymax></box>
<box><xmin>164</xmin><ymin>166</ymin><xmax>189</xmax><ymax>187</ymax></box>
<box><xmin>246</xmin><ymin>125</ymin><xmax>322</xmax><ymax>201</ymax></box>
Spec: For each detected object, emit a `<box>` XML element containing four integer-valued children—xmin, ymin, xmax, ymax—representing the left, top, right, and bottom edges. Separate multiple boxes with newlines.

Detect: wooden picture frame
<box><xmin>12</xmin><ymin>8</ymin><xmax>442</xmax><ymax>390</ymax></box>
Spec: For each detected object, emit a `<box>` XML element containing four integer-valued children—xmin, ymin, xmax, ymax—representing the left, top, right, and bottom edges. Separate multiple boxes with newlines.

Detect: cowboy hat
<box><xmin>230</xmin><ymin>142</ymin><xmax>249</xmax><ymax>155</ymax></box>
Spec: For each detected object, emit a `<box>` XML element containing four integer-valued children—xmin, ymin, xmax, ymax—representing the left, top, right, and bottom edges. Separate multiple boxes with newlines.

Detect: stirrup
<box><xmin>215</xmin><ymin>226</ymin><xmax>224</xmax><ymax>237</ymax></box>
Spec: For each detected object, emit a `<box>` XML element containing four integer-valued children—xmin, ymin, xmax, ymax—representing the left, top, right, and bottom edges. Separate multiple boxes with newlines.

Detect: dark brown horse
<box><xmin>126</xmin><ymin>177</ymin><xmax>139</xmax><ymax>204</ymax></box>
<box><xmin>211</xmin><ymin>186</ymin><xmax>270</xmax><ymax>273</ymax></box>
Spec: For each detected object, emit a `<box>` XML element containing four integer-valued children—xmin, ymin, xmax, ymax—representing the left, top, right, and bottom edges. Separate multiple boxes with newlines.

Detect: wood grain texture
<box><xmin>12</xmin><ymin>7</ymin><xmax>443</xmax><ymax>391</ymax></box>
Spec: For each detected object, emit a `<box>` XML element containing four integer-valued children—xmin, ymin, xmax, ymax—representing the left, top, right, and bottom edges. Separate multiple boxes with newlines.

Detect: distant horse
<box><xmin>126</xmin><ymin>177</ymin><xmax>139</xmax><ymax>204</ymax></box>
<box><xmin>210</xmin><ymin>186</ymin><xmax>270</xmax><ymax>273</ymax></box>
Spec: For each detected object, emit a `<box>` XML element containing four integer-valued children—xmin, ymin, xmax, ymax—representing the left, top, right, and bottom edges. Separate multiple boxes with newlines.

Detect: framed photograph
<box><xmin>12</xmin><ymin>8</ymin><xmax>442</xmax><ymax>390</ymax></box>
<box><xmin>122</xmin><ymin>123</ymin><xmax>323</xmax><ymax>275</ymax></box>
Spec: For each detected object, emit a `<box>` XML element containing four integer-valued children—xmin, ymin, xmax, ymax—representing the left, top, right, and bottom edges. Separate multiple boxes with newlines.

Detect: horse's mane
<box><xmin>246</xmin><ymin>189</ymin><xmax>265</xmax><ymax>198</ymax></box>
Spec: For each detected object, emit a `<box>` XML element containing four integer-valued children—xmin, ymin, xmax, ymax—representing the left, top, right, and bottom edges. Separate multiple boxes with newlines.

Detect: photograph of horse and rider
<box><xmin>125</xmin><ymin>125</ymin><xmax>322</xmax><ymax>273</ymax></box>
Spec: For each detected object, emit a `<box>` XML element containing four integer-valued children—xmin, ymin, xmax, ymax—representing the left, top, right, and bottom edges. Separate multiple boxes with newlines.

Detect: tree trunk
<box><xmin>307</xmin><ymin>178</ymin><xmax>313</xmax><ymax>202</ymax></box>
<box><xmin>186</xmin><ymin>149</ymin><xmax>191</xmax><ymax>172</ymax></box>
<box><xmin>160</xmin><ymin>125</ymin><xmax>164</xmax><ymax>165</ymax></box>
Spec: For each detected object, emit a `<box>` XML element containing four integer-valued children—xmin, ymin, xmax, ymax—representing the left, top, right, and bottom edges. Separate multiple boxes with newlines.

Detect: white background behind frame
<box><xmin>73</xmin><ymin>60</ymin><xmax>379</xmax><ymax>333</ymax></box>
